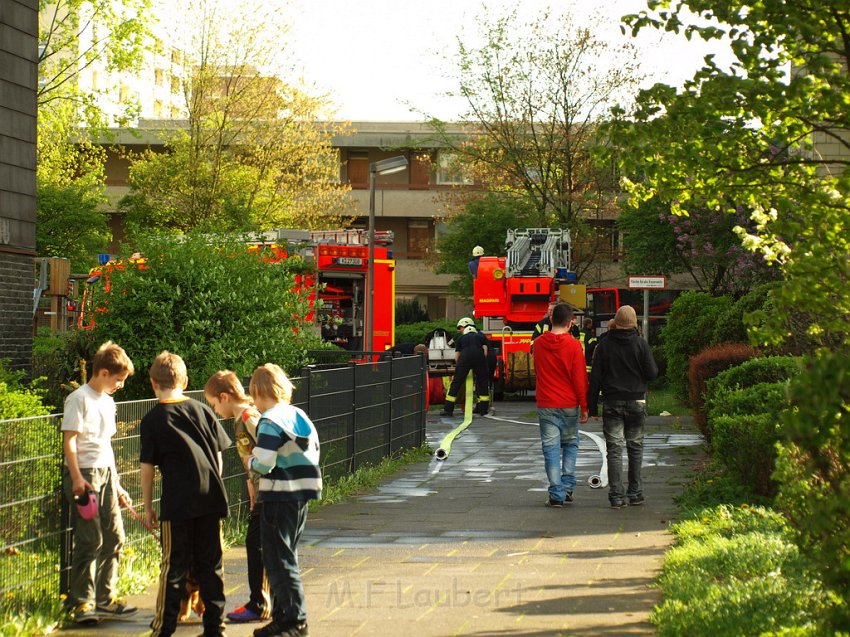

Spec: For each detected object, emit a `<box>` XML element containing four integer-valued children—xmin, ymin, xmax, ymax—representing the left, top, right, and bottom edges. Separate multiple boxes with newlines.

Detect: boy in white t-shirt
<box><xmin>62</xmin><ymin>341</ymin><xmax>137</xmax><ymax>624</ymax></box>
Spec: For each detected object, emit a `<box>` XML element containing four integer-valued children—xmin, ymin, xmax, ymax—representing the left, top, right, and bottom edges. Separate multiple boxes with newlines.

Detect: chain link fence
<box><xmin>0</xmin><ymin>354</ymin><xmax>426</xmax><ymax>597</ymax></box>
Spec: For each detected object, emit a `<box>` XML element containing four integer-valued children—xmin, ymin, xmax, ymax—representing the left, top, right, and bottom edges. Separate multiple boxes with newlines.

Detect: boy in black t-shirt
<box><xmin>140</xmin><ymin>351</ymin><xmax>231</xmax><ymax>637</ymax></box>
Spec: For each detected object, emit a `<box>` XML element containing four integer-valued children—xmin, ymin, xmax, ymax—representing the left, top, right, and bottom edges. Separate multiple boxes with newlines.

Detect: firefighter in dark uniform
<box><xmin>441</xmin><ymin>318</ymin><xmax>491</xmax><ymax>417</ymax></box>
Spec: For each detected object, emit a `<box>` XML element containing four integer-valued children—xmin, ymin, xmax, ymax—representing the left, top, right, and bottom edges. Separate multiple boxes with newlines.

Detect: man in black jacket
<box><xmin>587</xmin><ymin>305</ymin><xmax>658</xmax><ymax>509</ymax></box>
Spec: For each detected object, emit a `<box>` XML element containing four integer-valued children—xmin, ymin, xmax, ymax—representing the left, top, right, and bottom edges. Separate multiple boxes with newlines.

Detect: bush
<box><xmin>0</xmin><ymin>361</ymin><xmax>51</xmax><ymax>420</ymax></box>
<box><xmin>395</xmin><ymin>298</ymin><xmax>429</xmax><ymax>324</ymax></box>
<box><xmin>712</xmin><ymin>282</ymin><xmax>775</xmax><ymax>344</ymax></box>
<box><xmin>661</xmin><ymin>292</ymin><xmax>734</xmax><ymax>401</ymax></box>
<box><xmin>85</xmin><ymin>231</ymin><xmax>323</xmax><ymax>399</ymax></box>
<box><xmin>774</xmin><ymin>350</ymin><xmax>850</xmax><ymax>630</ymax></box>
<box><xmin>706</xmin><ymin>355</ymin><xmax>802</xmax><ymax>397</ymax></box>
<box><xmin>711</xmin><ymin>413</ymin><xmax>781</xmax><ymax>497</ymax></box>
<box><xmin>707</xmin><ymin>381</ymin><xmax>790</xmax><ymax>422</ymax></box>
<box><xmin>652</xmin><ymin>503</ymin><xmax>833</xmax><ymax>637</ymax></box>
<box><xmin>0</xmin><ymin>361</ymin><xmax>58</xmax><ymax>545</ymax></box>
<box><xmin>394</xmin><ymin>320</ymin><xmax>459</xmax><ymax>346</ymax></box>
<box><xmin>688</xmin><ymin>343</ymin><xmax>757</xmax><ymax>439</ymax></box>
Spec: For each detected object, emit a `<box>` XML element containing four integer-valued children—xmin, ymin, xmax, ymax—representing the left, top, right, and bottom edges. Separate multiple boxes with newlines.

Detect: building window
<box><xmin>154</xmin><ymin>100</ymin><xmax>164</xmax><ymax>117</ymax></box>
<box><xmin>171</xmin><ymin>76</ymin><xmax>181</xmax><ymax>94</ymax></box>
<box><xmin>346</xmin><ymin>151</ymin><xmax>369</xmax><ymax>188</ymax></box>
<box><xmin>155</xmin><ymin>69</ymin><xmax>164</xmax><ymax>86</ymax></box>
<box><xmin>119</xmin><ymin>84</ymin><xmax>130</xmax><ymax>103</ymax></box>
<box><xmin>407</xmin><ymin>220</ymin><xmax>431</xmax><ymax>260</ymax></box>
<box><xmin>436</xmin><ymin>152</ymin><xmax>472</xmax><ymax>185</ymax></box>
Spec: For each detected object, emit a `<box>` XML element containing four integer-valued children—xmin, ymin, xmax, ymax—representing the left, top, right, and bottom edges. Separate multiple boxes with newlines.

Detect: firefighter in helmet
<box><xmin>468</xmin><ymin>246</ymin><xmax>484</xmax><ymax>278</ymax></box>
<box><xmin>442</xmin><ymin>318</ymin><xmax>491</xmax><ymax>417</ymax></box>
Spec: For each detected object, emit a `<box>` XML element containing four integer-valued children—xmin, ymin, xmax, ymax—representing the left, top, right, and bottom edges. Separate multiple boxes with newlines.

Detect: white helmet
<box><xmin>463</xmin><ymin>325</ymin><xmax>477</xmax><ymax>335</ymax></box>
<box><xmin>472</xmin><ymin>245</ymin><xmax>484</xmax><ymax>257</ymax></box>
<box><xmin>457</xmin><ymin>317</ymin><xmax>475</xmax><ymax>329</ymax></box>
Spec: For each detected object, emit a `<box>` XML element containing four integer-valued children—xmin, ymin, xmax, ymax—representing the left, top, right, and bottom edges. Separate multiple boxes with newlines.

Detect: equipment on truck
<box><xmin>473</xmin><ymin>228</ymin><xmax>581</xmax><ymax>398</ymax></box>
<box><xmin>77</xmin><ymin>228</ymin><xmax>397</xmax><ymax>353</ymax></box>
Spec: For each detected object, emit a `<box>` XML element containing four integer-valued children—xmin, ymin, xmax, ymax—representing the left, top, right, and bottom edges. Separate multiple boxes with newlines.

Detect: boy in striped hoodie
<box><xmin>246</xmin><ymin>364</ymin><xmax>321</xmax><ymax>637</ymax></box>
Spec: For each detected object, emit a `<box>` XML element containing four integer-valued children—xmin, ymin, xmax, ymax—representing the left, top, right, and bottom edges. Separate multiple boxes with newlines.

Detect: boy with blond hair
<box><xmin>62</xmin><ymin>341</ymin><xmax>137</xmax><ymax>624</ymax></box>
<box><xmin>247</xmin><ymin>363</ymin><xmax>321</xmax><ymax>637</ymax></box>
<box><xmin>140</xmin><ymin>351</ymin><xmax>231</xmax><ymax>637</ymax></box>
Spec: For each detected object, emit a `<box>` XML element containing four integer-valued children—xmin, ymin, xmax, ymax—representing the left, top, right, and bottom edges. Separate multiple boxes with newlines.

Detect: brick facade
<box><xmin>0</xmin><ymin>0</ymin><xmax>38</xmax><ymax>372</ymax></box>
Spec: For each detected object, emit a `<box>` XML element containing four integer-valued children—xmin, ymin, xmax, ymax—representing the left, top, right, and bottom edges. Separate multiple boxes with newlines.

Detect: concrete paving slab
<box><xmin>59</xmin><ymin>401</ymin><xmax>701</xmax><ymax>636</ymax></box>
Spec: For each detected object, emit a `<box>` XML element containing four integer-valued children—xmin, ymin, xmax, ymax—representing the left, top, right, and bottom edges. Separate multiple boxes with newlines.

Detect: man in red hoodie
<box><xmin>531</xmin><ymin>303</ymin><xmax>589</xmax><ymax>507</ymax></box>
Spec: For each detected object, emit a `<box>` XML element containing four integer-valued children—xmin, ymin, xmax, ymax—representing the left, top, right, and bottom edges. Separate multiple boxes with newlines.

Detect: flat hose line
<box><xmin>483</xmin><ymin>414</ymin><xmax>608</xmax><ymax>489</ymax></box>
<box><xmin>434</xmin><ymin>375</ymin><xmax>474</xmax><ymax>461</ymax></box>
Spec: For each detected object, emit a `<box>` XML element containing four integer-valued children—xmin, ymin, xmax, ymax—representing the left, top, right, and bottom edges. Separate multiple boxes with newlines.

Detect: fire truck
<box><xmin>78</xmin><ymin>228</ymin><xmax>396</xmax><ymax>352</ymax></box>
<box><xmin>472</xmin><ymin>228</ymin><xmax>588</xmax><ymax>398</ymax></box>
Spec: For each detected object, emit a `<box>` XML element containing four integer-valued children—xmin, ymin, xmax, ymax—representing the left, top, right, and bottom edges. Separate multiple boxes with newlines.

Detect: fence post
<box><xmin>59</xmin><ymin>491</ymin><xmax>71</xmax><ymax>596</ymax></box>
<box><xmin>418</xmin><ymin>354</ymin><xmax>426</xmax><ymax>447</ymax></box>
<box><xmin>387</xmin><ymin>356</ymin><xmax>394</xmax><ymax>457</ymax></box>
<box><xmin>349</xmin><ymin>361</ymin><xmax>357</xmax><ymax>473</ymax></box>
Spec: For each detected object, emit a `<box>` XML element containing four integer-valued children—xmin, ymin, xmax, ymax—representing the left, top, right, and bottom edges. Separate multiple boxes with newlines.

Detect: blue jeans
<box><xmin>537</xmin><ymin>407</ymin><xmax>580</xmax><ymax>502</ymax></box>
<box><xmin>261</xmin><ymin>500</ymin><xmax>309</xmax><ymax>626</ymax></box>
<box><xmin>602</xmin><ymin>399</ymin><xmax>646</xmax><ymax>501</ymax></box>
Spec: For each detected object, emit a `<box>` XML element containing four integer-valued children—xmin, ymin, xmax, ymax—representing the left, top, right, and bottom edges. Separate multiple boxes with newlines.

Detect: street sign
<box><xmin>628</xmin><ymin>276</ymin><xmax>666</xmax><ymax>289</ymax></box>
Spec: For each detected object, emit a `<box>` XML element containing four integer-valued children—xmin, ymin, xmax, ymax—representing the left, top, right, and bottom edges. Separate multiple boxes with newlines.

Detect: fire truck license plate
<box><xmin>336</xmin><ymin>257</ymin><xmax>363</xmax><ymax>266</ymax></box>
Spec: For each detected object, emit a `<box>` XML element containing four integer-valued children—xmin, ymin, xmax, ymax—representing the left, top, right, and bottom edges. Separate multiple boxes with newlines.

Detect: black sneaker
<box><xmin>629</xmin><ymin>495</ymin><xmax>645</xmax><ymax>506</ymax></box>
<box><xmin>563</xmin><ymin>491</ymin><xmax>574</xmax><ymax>503</ymax></box>
<box><xmin>254</xmin><ymin>622</ymin><xmax>308</xmax><ymax>637</ymax></box>
<box><xmin>610</xmin><ymin>498</ymin><xmax>627</xmax><ymax>509</ymax></box>
<box><xmin>545</xmin><ymin>498</ymin><xmax>564</xmax><ymax>508</ymax></box>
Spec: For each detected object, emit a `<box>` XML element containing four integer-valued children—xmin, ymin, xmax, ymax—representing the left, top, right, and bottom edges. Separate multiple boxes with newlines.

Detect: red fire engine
<box><xmin>78</xmin><ymin>229</ymin><xmax>396</xmax><ymax>353</ymax></box>
<box><xmin>472</xmin><ymin>228</ymin><xmax>587</xmax><ymax>398</ymax></box>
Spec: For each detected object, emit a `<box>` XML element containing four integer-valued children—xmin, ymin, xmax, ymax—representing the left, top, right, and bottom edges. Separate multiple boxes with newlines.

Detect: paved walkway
<box><xmin>62</xmin><ymin>401</ymin><xmax>702</xmax><ymax>636</ymax></box>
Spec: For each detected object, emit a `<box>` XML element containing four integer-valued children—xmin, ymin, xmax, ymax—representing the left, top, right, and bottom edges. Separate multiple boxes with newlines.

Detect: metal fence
<box><xmin>0</xmin><ymin>354</ymin><xmax>426</xmax><ymax>597</ymax></box>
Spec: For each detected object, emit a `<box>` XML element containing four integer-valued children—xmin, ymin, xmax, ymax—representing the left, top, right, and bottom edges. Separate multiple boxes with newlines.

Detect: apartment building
<box><xmin>0</xmin><ymin>0</ymin><xmax>38</xmax><ymax>371</ymax></box>
<box><xmin>99</xmin><ymin>120</ymin><xmax>477</xmax><ymax>319</ymax></box>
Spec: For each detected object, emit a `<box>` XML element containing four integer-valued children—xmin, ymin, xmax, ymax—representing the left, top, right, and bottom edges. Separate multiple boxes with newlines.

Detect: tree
<box><xmin>616</xmin><ymin>1</ymin><xmax>849</xmax><ymax>351</ymax></box>
<box><xmin>435</xmin><ymin>192</ymin><xmax>538</xmax><ymax>299</ymax></box>
<box><xmin>37</xmin><ymin>0</ymin><xmax>153</xmax><ymax>270</ymax></box>
<box><xmin>617</xmin><ymin>3</ymin><xmax>850</xmax><ymax>622</ymax></box>
<box><xmin>428</xmin><ymin>8</ymin><xmax>641</xmax><ymax>278</ymax></box>
<box><xmin>86</xmin><ymin>231</ymin><xmax>322</xmax><ymax>400</ymax></box>
<box><xmin>120</xmin><ymin>0</ymin><xmax>349</xmax><ymax>235</ymax></box>
<box><xmin>617</xmin><ymin>197</ymin><xmax>778</xmax><ymax>296</ymax></box>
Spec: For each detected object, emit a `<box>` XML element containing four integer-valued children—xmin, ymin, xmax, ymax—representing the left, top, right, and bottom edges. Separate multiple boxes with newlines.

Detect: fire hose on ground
<box><xmin>434</xmin><ymin>375</ymin><xmax>474</xmax><ymax>461</ymax></box>
<box><xmin>483</xmin><ymin>414</ymin><xmax>608</xmax><ymax>488</ymax></box>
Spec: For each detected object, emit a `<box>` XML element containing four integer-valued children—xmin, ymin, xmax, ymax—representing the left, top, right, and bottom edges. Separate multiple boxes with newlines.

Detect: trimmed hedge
<box><xmin>688</xmin><ymin>343</ymin><xmax>757</xmax><ymax>440</ymax></box>
<box><xmin>394</xmin><ymin>320</ymin><xmax>463</xmax><ymax>346</ymax></box>
<box><xmin>662</xmin><ymin>292</ymin><xmax>734</xmax><ymax>402</ymax></box>
<box><xmin>711</xmin><ymin>413</ymin><xmax>781</xmax><ymax>498</ymax></box>
<box><xmin>707</xmin><ymin>381</ymin><xmax>789</xmax><ymax>422</ymax></box>
<box><xmin>705</xmin><ymin>355</ymin><xmax>801</xmax><ymax>397</ymax></box>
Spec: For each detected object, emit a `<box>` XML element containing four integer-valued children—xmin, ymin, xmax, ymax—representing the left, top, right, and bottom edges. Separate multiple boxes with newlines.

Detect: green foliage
<box><xmin>85</xmin><ymin>231</ymin><xmax>321</xmax><ymax>399</ymax></box>
<box><xmin>712</xmin><ymin>283</ymin><xmax>776</xmax><ymax>345</ymax></box>
<box><xmin>394</xmin><ymin>320</ymin><xmax>460</xmax><ymax>346</ymax></box>
<box><xmin>0</xmin><ymin>362</ymin><xmax>61</xmax><ymax>546</ymax></box>
<box><xmin>395</xmin><ymin>299</ymin><xmax>429</xmax><ymax>325</ymax></box>
<box><xmin>775</xmin><ymin>350</ymin><xmax>850</xmax><ymax>629</ymax></box>
<box><xmin>618</xmin><ymin>198</ymin><xmax>777</xmax><ymax>296</ymax></box>
<box><xmin>430</xmin><ymin>7</ymin><xmax>640</xmax><ymax>278</ymax></box>
<box><xmin>653</xmin><ymin>502</ymin><xmax>834</xmax><ymax>637</ymax></box>
<box><xmin>707</xmin><ymin>382</ymin><xmax>789</xmax><ymax>423</ymax></box>
<box><xmin>435</xmin><ymin>192</ymin><xmax>538</xmax><ymax>299</ymax></box>
<box><xmin>0</xmin><ymin>361</ymin><xmax>51</xmax><ymax>420</ymax></box>
<box><xmin>706</xmin><ymin>356</ymin><xmax>802</xmax><ymax>397</ymax></box>
<box><xmin>616</xmin><ymin>2</ymin><xmax>850</xmax><ymax>352</ymax></box>
<box><xmin>318</xmin><ymin>444</ymin><xmax>433</xmax><ymax>507</ymax></box>
<box><xmin>711</xmin><ymin>413</ymin><xmax>781</xmax><ymax>498</ymax></box>
<box><xmin>661</xmin><ymin>291</ymin><xmax>734</xmax><ymax>401</ymax></box>
<box><xmin>36</xmin><ymin>180</ymin><xmax>111</xmax><ymax>272</ymax></box>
